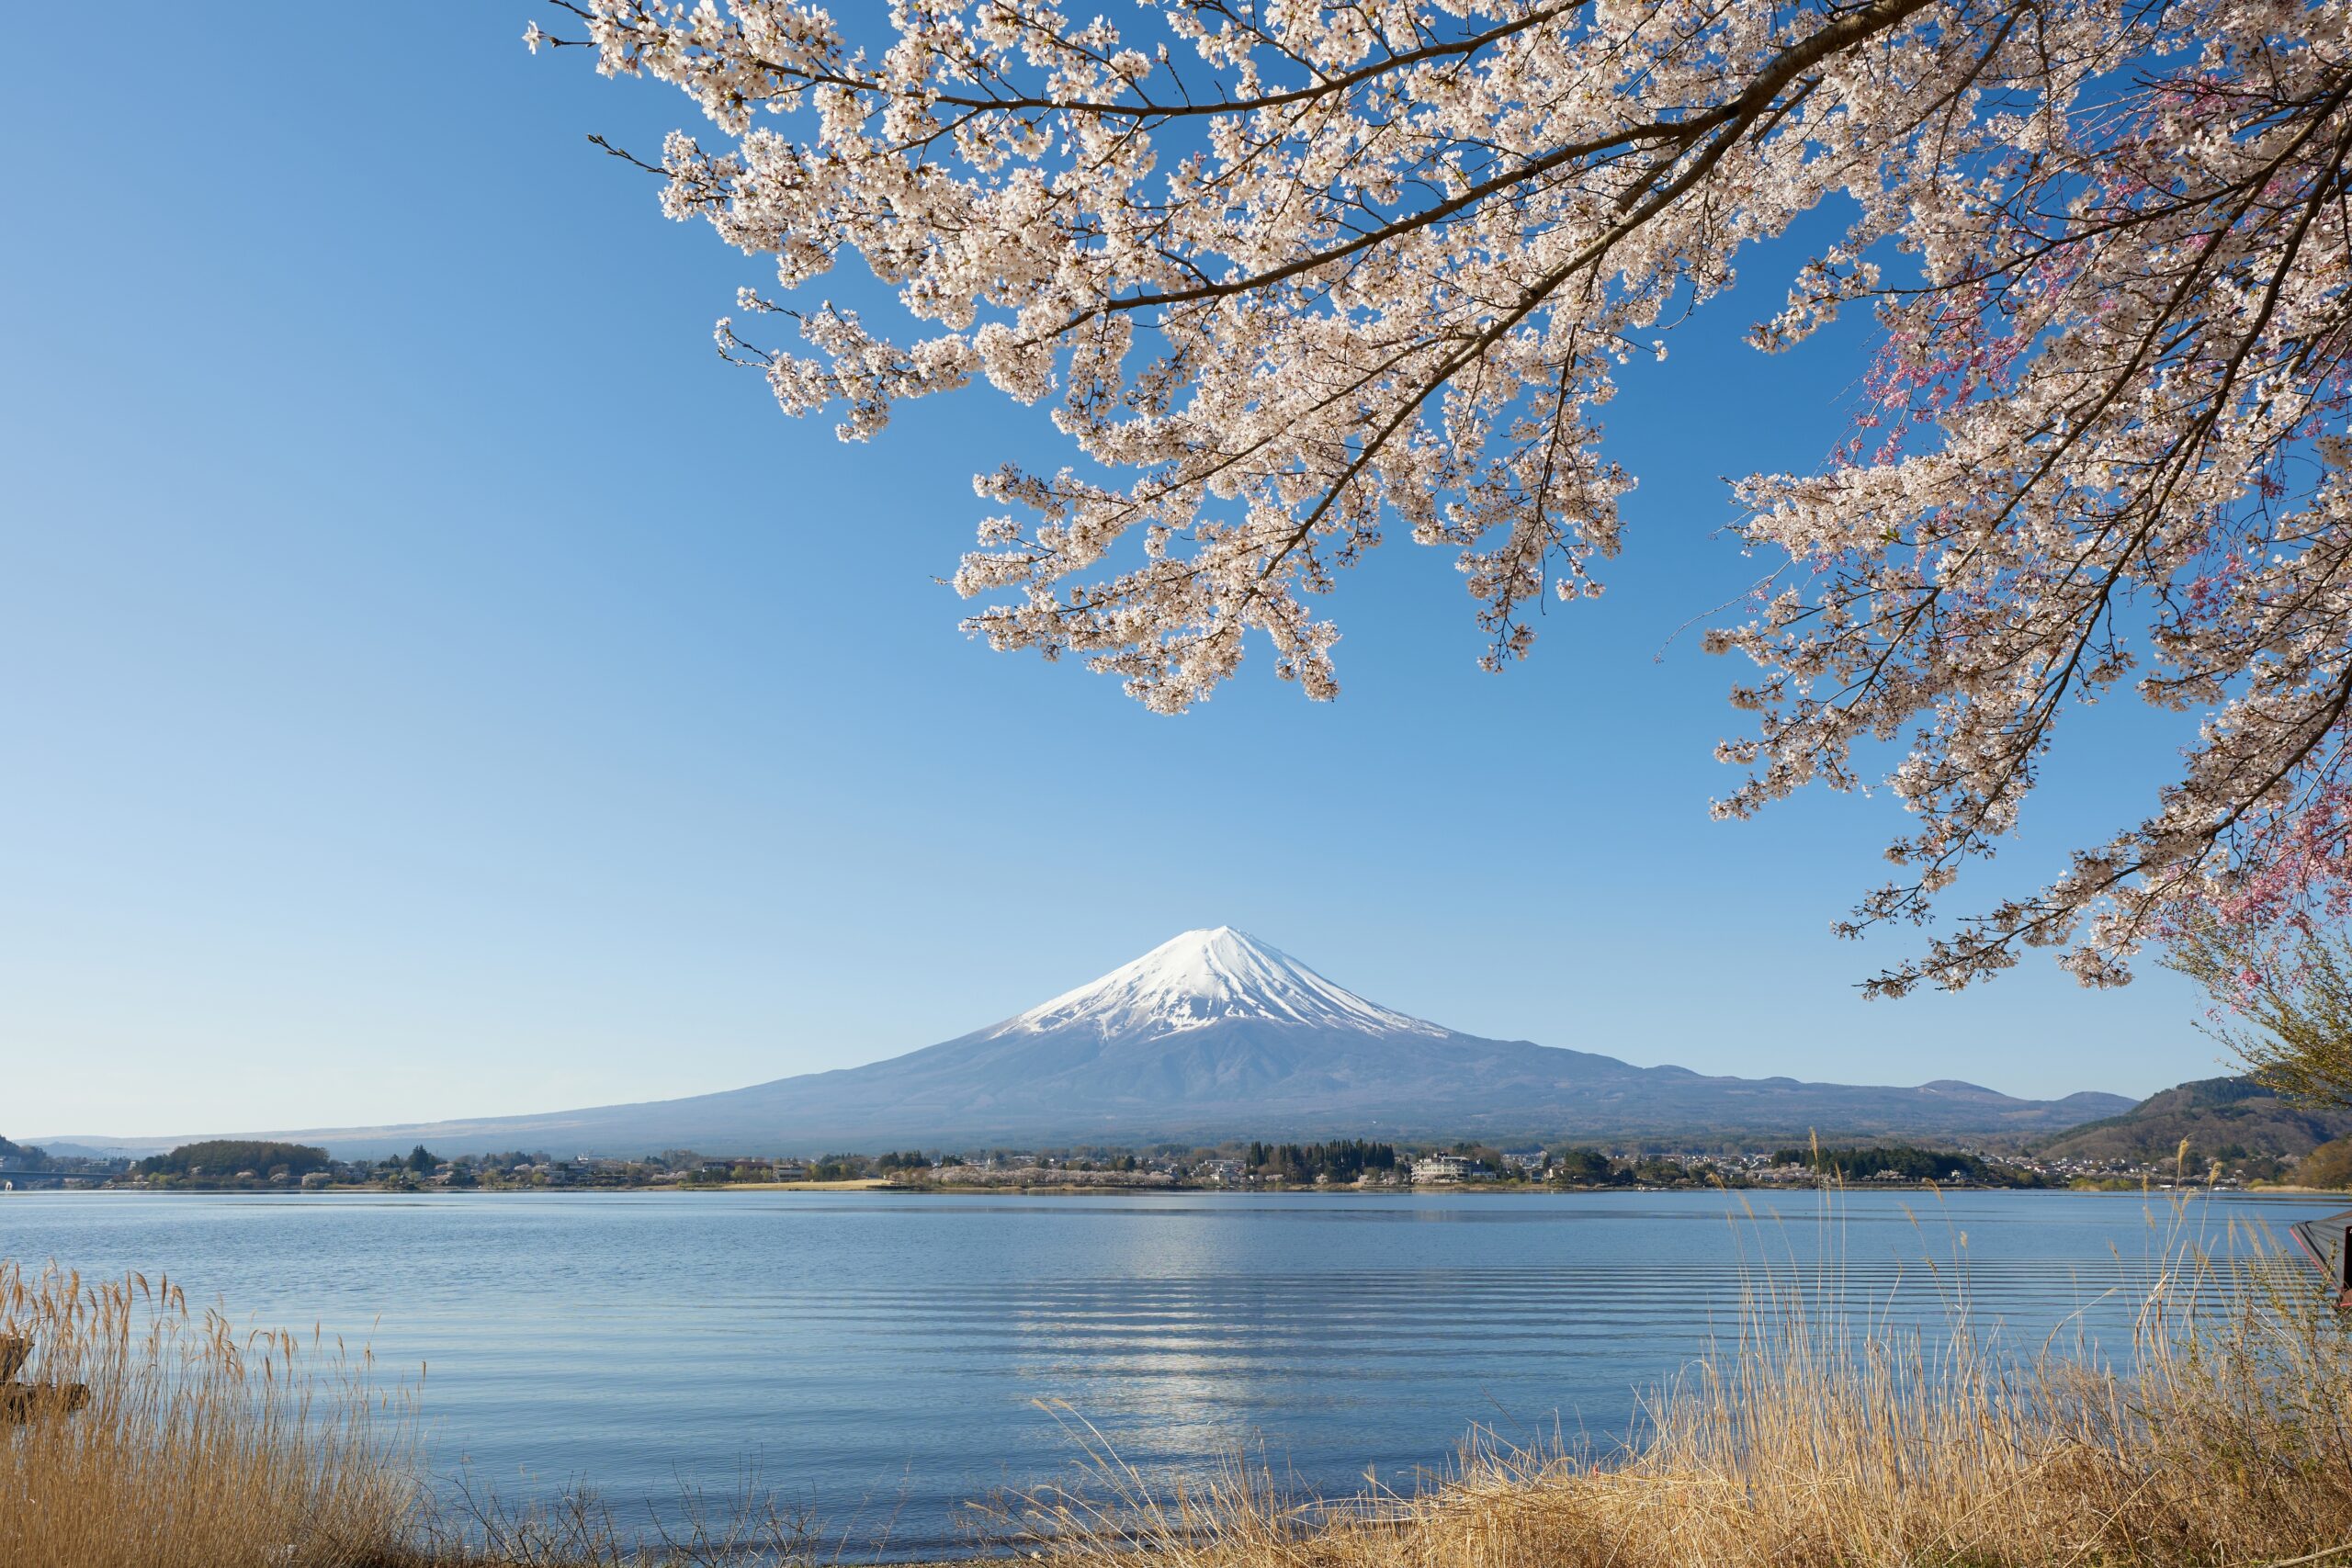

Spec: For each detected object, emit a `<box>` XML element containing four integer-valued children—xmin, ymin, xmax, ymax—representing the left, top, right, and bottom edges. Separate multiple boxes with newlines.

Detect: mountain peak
<box><xmin>80</xmin><ymin>924</ymin><xmax>2138</xmax><ymax>1154</ymax></box>
<box><xmin>986</xmin><ymin>927</ymin><xmax>1451</xmax><ymax>1042</ymax></box>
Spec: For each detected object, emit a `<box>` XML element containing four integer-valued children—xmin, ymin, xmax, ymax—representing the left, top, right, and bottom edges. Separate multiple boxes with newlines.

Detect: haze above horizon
<box><xmin>2</xmin><ymin>6</ymin><xmax>2222</xmax><ymax>1137</ymax></box>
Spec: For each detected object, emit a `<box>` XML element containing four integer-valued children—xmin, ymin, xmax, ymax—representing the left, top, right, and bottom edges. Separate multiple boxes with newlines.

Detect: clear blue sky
<box><xmin>3</xmin><ymin>5</ymin><xmax>2222</xmax><ymax>1139</ymax></box>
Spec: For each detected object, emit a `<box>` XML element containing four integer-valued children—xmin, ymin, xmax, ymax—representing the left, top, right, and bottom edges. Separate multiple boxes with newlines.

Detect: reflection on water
<box><xmin>0</xmin><ymin>1188</ymin><xmax>2321</xmax><ymax>1556</ymax></box>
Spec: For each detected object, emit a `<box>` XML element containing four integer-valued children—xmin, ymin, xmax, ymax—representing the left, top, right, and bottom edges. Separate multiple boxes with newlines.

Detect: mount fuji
<box><xmin>53</xmin><ymin>928</ymin><xmax>2133</xmax><ymax>1156</ymax></box>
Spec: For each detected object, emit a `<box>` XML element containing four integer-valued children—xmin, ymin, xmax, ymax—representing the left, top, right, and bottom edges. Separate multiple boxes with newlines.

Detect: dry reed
<box><xmin>0</xmin><ymin>1261</ymin><xmax>419</xmax><ymax>1568</ymax></box>
<box><xmin>0</xmin><ymin>1261</ymin><xmax>816</xmax><ymax>1568</ymax></box>
<box><xmin>994</xmin><ymin>1198</ymin><xmax>2352</xmax><ymax>1568</ymax></box>
<box><xmin>410</xmin><ymin>1466</ymin><xmax>820</xmax><ymax>1567</ymax></box>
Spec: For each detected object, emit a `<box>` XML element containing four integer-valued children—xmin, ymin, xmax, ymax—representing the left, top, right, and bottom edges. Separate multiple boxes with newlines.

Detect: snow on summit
<box><xmin>105</xmin><ymin>924</ymin><xmax>2138</xmax><ymax>1152</ymax></box>
<box><xmin>989</xmin><ymin>926</ymin><xmax>1450</xmax><ymax>1042</ymax></box>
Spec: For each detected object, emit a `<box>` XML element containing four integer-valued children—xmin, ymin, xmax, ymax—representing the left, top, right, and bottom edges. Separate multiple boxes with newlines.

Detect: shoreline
<box><xmin>3</xmin><ymin>1179</ymin><xmax>2308</xmax><ymax>1198</ymax></box>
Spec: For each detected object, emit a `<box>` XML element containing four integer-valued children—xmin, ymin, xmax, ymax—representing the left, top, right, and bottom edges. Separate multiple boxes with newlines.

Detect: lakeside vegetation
<box><xmin>131</xmin><ymin>1140</ymin><xmax>337</xmax><ymax>1183</ymax></box>
<box><xmin>1770</xmin><ymin>1144</ymin><xmax>2053</xmax><ymax>1188</ymax></box>
<box><xmin>8</xmin><ymin>1205</ymin><xmax>2350</xmax><ymax>1568</ymax></box>
<box><xmin>18</xmin><ymin>1134</ymin><xmax>2197</xmax><ymax>1195</ymax></box>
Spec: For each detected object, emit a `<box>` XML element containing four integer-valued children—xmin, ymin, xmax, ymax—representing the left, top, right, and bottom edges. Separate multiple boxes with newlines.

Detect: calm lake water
<box><xmin>0</xmin><ymin>1188</ymin><xmax>2328</xmax><ymax>1556</ymax></box>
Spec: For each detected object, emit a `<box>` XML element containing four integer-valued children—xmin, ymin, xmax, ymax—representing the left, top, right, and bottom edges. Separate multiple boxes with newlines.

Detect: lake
<box><xmin>0</xmin><ymin>1188</ymin><xmax>2326</xmax><ymax>1557</ymax></box>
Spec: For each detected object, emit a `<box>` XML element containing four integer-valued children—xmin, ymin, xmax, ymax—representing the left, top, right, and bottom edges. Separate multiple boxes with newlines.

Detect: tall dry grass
<box><xmin>0</xmin><ymin>1260</ymin><xmax>817</xmax><ymax>1568</ymax></box>
<box><xmin>411</xmin><ymin>1469</ymin><xmax>820</xmax><ymax>1568</ymax></box>
<box><xmin>0</xmin><ymin>1261</ymin><xmax>420</xmax><ymax>1568</ymax></box>
<box><xmin>998</xmin><ymin>1200</ymin><xmax>2352</xmax><ymax>1568</ymax></box>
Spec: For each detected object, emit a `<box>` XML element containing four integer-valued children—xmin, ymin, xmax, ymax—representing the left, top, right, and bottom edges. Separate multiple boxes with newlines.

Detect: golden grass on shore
<box><xmin>0</xmin><ymin>1263</ymin><xmax>417</xmax><ymax>1568</ymax></box>
<box><xmin>8</xmin><ymin>1199</ymin><xmax>2352</xmax><ymax>1568</ymax></box>
<box><xmin>0</xmin><ymin>1260</ymin><xmax>816</xmax><ymax>1568</ymax></box>
<box><xmin>1000</xmin><ymin>1205</ymin><xmax>2352</xmax><ymax>1568</ymax></box>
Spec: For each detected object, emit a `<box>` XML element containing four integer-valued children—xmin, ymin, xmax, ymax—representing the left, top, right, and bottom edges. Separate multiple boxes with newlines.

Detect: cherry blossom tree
<box><xmin>526</xmin><ymin>0</ymin><xmax>2352</xmax><ymax>996</ymax></box>
<box><xmin>2165</xmin><ymin>915</ymin><xmax>2352</xmax><ymax>1105</ymax></box>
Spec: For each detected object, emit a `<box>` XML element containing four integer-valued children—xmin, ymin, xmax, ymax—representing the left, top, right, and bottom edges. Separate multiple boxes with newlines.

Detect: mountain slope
<box><xmin>2037</xmin><ymin>1076</ymin><xmax>2352</xmax><ymax>1166</ymax></box>
<box><xmin>48</xmin><ymin>928</ymin><xmax>2134</xmax><ymax>1156</ymax></box>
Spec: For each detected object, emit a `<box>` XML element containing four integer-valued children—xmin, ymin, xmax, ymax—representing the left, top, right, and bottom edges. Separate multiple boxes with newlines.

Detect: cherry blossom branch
<box><xmin>532</xmin><ymin>0</ymin><xmax>2352</xmax><ymax>995</ymax></box>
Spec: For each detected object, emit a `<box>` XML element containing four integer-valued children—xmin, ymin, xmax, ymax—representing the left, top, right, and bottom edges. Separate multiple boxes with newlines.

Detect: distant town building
<box><xmin>1411</xmin><ymin>1155</ymin><xmax>1487</xmax><ymax>1183</ymax></box>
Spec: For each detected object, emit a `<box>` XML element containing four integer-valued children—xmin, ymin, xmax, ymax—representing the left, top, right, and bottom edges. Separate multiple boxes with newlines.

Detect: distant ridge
<box><xmin>45</xmin><ymin>927</ymin><xmax>2134</xmax><ymax>1157</ymax></box>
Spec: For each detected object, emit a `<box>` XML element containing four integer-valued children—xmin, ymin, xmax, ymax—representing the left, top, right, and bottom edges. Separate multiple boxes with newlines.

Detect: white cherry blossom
<box><xmin>530</xmin><ymin>0</ymin><xmax>2352</xmax><ymax>994</ymax></box>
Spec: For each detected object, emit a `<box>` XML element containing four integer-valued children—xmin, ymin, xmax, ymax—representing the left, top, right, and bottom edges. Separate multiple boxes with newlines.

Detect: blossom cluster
<box><xmin>533</xmin><ymin>0</ymin><xmax>2352</xmax><ymax>992</ymax></box>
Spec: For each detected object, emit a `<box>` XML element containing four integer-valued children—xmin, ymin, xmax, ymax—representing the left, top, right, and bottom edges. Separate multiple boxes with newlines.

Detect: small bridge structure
<box><xmin>2290</xmin><ymin>1208</ymin><xmax>2352</xmax><ymax>1309</ymax></box>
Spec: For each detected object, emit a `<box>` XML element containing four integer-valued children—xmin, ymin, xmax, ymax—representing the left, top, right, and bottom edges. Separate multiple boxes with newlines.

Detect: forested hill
<box><xmin>0</xmin><ymin>1135</ymin><xmax>51</xmax><ymax>1168</ymax></box>
<box><xmin>2036</xmin><ymin>1077</ymin><xmax>2352</xmax><ymax>1167</ymax></box>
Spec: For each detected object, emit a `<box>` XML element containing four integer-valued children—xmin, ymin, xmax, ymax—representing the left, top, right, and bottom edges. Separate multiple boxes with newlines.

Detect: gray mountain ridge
<box><xmin>44</xmin><ymin>928</ymin><xmax>2134</xmax><ymax>1157</ymax></box>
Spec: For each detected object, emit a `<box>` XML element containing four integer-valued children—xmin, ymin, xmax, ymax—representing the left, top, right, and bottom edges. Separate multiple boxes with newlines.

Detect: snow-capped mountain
<box><xmin>989</xmin><ymin>927</ymin><xmax>1447</xmax><ymax>1042</ymax></box>
<box><xmin>54</xmin><ymin>927</ymin><xmax>2135</xmax><ymax>1156</ymax></box>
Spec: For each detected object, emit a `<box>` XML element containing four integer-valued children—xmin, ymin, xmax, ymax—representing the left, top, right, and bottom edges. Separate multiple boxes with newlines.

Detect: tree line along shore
<box><xmin>0</xmin><ymin>1133</ymin><xmax>2288</xmax><ymax>1195</ymax></box>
